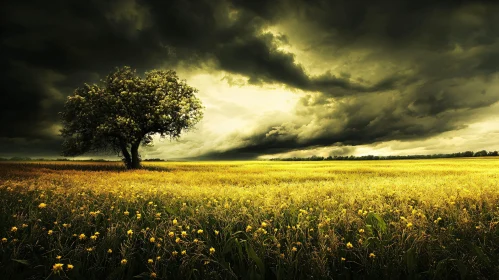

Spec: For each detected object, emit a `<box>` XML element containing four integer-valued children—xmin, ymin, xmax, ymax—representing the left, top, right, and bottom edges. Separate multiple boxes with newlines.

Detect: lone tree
<box><xmin>60</xmin><ymin>66</ymin><xmax>203</xmax><ymax>169</ymax></box>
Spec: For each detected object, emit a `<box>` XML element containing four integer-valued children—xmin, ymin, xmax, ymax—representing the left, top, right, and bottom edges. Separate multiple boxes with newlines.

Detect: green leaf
<box><xmin>365</xmin><ymin>213</ymin><xmax>387</xmax><ymax>235</ymax></box>
<box><xmin>405</xmin><ymin>247</ymin><xmax>417</xmax><ymax>273</ymax></box>
<box><xmin>245</xmin><ymin>242</ymin><xmax>265</xmax><ymax>278</ymax></box>
<box><xmin>11</xmin><ymin>259</ymin><xmax>30</xmax><ymax>266</ymax></box>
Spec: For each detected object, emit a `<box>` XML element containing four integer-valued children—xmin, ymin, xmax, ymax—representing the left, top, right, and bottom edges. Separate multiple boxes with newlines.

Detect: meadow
<box><xmin>0</xmin><ymin>159</ymin><xmax>499</xmax><ymax>279</ymax></box>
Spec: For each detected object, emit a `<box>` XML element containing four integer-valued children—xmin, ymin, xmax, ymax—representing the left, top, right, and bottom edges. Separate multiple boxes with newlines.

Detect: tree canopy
<box><xmin>60</xmin><ymin>66</ymin><xmax>203</xmax><ymax>169</ymax></box>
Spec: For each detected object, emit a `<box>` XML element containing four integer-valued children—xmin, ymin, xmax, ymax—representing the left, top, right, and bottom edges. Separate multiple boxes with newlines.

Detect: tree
<box><xmin>60</xmin><ymin>66</ymin><xmax>203</xmax><ymax>169</ymax></box>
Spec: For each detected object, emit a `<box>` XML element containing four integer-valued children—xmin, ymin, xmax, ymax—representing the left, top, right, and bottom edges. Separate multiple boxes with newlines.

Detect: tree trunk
<box><xmin>120</xmin><ymin>145</ymin><xmax>132</xmax><ymax>169</ymax></box>
<box><xmin>130</xmin><ymin>143</ymin><xmax>141</xmax><ymax>169</ymax></box>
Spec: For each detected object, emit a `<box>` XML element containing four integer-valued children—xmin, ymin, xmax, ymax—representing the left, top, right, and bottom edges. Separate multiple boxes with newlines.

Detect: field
<box><xmin>1</xmin><ymin>159</ymin><xmax>499</xmax><ymax>279</ymax></box>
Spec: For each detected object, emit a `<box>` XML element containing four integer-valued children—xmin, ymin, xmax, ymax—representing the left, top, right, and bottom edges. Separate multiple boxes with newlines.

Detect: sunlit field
<box><xmin>1</xmin><ymin>159</ymin><xmax>499</xmax><ymax>279</ymax></box>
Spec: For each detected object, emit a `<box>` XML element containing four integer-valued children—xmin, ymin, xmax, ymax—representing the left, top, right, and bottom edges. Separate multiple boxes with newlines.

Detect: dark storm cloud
<box><xmin>2</xmin><ymin>0</ymin><xmax>499</xmax><ymax>158</ymax></box>
<box><xmin>200</xmin><ymin>0</ymin><xmax>499</xmax><ymax>158</ymax></box>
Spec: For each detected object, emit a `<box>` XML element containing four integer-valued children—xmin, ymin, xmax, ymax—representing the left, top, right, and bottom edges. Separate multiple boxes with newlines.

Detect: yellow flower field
<box><xmin>1</xmin><ymin>159</ymin><xmax>499</xmax><ymax>279</ymax></box>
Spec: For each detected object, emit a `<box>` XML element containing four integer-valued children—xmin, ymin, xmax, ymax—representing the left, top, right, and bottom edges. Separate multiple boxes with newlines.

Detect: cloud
<box><xmin>1</xmin><ymin>0</ymin><xmax>499</xmax><ymax>158</ymax></box>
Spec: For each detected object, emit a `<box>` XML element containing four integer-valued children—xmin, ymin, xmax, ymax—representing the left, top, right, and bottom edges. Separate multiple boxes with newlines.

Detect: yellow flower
<box><xmin>246</xmin><ymin>225</ymin><xmax>252</xmax><ymax>232</ymax></box>
<box><xmin>173</xmin><ymin>219</ymin><xmax>178</xmax><ymax>225</ymax></box>
<box><xmin>291</xmin><ymin>247</ymin><xmax>297</xmax><ymax>252</ymax></box>
<box><xmin>156</xmin><ymin>256</ymin><xmax>161</xmax><ymax>260</ymax></box>
<box><xmin>90</xmin><ymin>235</ymin><xmax>97</xmax><ymax>240</ymax></box>
<box><xmin>369</xmin><ymin>253</ymin><xmax>376</xmax><ymax>259</ymax></box>
<box><xmin>193</xmin><ymin>238</ymin><xmax>199</xmax><ymax>243</ymax></box>
<box><xmin>56</xmin><ymin>255</ymin><xmax>61</xmax><ymax>260</ymax></box>
<box><xmin>136</xmin><ymin>213</ymin><xmax>141</xmax><ymax>220</ymax></box>
<box><xmin>175</xmin><ymin>237</ymin><xmax>181</xmax><ymax>243</ymax></box>
<box><xmin>1</xmin><ymin>238</ymin><xmax>7</xmax><ymax>243</ymax></box>
<box><xmin>341</xmin><ymin>257</ymin><xmax>346</xmax><ymax>261</ymax></box>
<box><xmin>38</xmin><ymin>203</ymin><xmax>47</xmax><ymax>209</ymax></box>
<box><xmin>67</xmin><ymin>264</ymin><xmax>74</xmax><ymax>270</ymax></box>
<box><xmin>86</xmin><ymin>247</ymin><xmax>93</xmax><ymax>252</ymax></box>
<box><xmin>150</xmin><ymin>272</ymin><xmax>157</xmax><ymax>278</ymax></box>
<box><xmin>121</xmin><ymin>259</ymin><xmax>127</xmax><ymax>265</ymax></box>
<box><xmin>197</xmin><ymin>229</ymin><xmax>203</xmax><ymax>234</ymax></box>
<box><xmin>94</xmin><ymin>232</ymin><xmax>100</xmax><ymax>236</ymax></box>
<box><xmin>168</xmin><ymin>232</ymin><xmax>175</xmax><ymax>238</ymax></box>
<box><xmin>172</xmin><ymin>251</ymin><xmax>178</xmax><ymax>256</ymax></box>
<box><xmin>107</xmin><ymin>249</ymin><xmax>113</xmax><ymax>253</ymax></box>
<box><xmin>124</xmin><ymin>210</ymin><xmax>129</xmax><ymax>216</ymax></box>
<box><xmin>48</xmin><ymin>230</ymin><xmax>53</xmax><ymax>235</ymax></box>
<box><xmin>148</xmin><ymin>259</ymin><xmax>154</xmax><ymax>264</ymax></box>
<box><xmin>149</xmin><ymin>237</ymin><xmax>155</xmax><ymax>243</ymax></box>
<box><xmin>181</xmin><ymin>231</ymin><xmax>187</xmax><ymax>238</ymax></box>
<box><xmin>358</xmin><ymin>229</ymin><xmax>365</xmax><ymax>233</ymax></box>
<box><xmin>127</xmin><ymin>229</ymin><xmax>133</xmax><ymax>236</ymax></box>
<box><xmin>261</xmin><ymin>222</ymin><xmax>267</xmax><ymax>228</ymax></box>
<box><xmin>214</xmin><ymin>230</ymin><xmax>219</xmax><ymax>235</ymax></box>
<box><xmin>346</xmin><ymin>242</ymin><xmax>353</xmax><ymax>249</ymax></box>
<box><xmin>407</xmin><ymin>222</ymin><xmax>413</xmax><ymax>228</ymax></box>
<box><xmin>79</xmin><ymin>233</ymin><xmax>86</xmax><ymax>240</ymax></box>
<box><xmin>52</xmin><ymin>263</ymin><xmax>64</xmax><ymax>272</ymax></box>
<box><xmin>181</xmin><ymin>250</ymin><xmax>186</xmax><ymax>256</ymax></box>
<box><xmin>11</xmin><ymin>227</ymin><xmax>17</xmax><ymax>233</ymax></box>
<box><xmin>209</xmin><ymin>247</ymin><xmax>216</xmax><ymax>255</ymax></box>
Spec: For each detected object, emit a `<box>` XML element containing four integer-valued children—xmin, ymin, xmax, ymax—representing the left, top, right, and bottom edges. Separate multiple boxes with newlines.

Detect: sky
<box><xmin>1</xmin><ymin>0</ymin><xmax>499</xmax><ymax>160</ymax></box>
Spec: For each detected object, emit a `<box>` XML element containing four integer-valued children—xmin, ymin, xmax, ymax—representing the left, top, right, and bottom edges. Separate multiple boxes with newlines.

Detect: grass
<box><xmin>0</xmin><ymin>159</ymin><xmax>499</xmax><ymax>279</ymax></box>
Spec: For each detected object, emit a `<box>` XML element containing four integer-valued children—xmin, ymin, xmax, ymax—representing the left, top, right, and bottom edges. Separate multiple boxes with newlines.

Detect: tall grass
<box><xmin>0</xmin><ymin>159</ymin><xmax>498</xmax><ymax>279</ymax></box>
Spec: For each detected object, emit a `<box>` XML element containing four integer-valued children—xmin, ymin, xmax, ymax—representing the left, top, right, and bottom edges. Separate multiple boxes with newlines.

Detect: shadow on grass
<box><xmin>0</xmin><ymin>162</ymin><xmax>172</xmax><ymax>173</ymax></box>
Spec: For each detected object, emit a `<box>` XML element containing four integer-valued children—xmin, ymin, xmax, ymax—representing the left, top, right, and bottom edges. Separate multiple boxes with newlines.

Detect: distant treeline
<box><xmin>0</xmin><ymin>157</ymin><xmax>167</xmax><ymax>162</ymax></box>
<box><xmin>270</xmin><ymin>150</ymin><xmax>499</xmax><ymax>161</ymax></box>
<box><xmin>0</xmin><ymin>157</ymin><xmax>111</xmax><ymax>162</ymax></box>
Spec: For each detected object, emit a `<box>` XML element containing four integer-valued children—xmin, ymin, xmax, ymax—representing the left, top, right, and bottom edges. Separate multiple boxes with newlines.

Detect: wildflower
<box><xmin>346</xmin><ymin>242</ymin><xmax>353</xmax><ymax>249</ymax></box>
<box><xmin>214</xmin><ymin>230</ymin><xmax>219</xmax><ymax>235</ymax></box>
<box><xmin>79</xmin><ymin>233</ymin><xmax>86</xmax><ymax>240</ymax></box>
<box><xmin>358</xmin><ymin>229</ymin><xmax>365</xmax><ymax>233</ymax></box>
<box><xmin>52</xmin><ymin>263</ymin><xmax>64</xmax><ymax>272</ymax></box>
<box><xmin>197</xmin><ymin>229</ymin><xmax>203</xmax><ymax>234</ymax></box>
<box><xmin>193</xmin><ymin>238</ymin><xmax>199</xmax><ymax>243</ymax></box>
<box><xmin>63</xmin><ymin>223</ymin><xmax>69</xmax><ymax>228</ymax></box>
<box><xmin>94</xmin><ymin>232</ymin><xmax>100</xmax><ymax>236</ymax></box>
<box><xmin>181</xmin><ymin>231</ymin><xmax>187</xmax><ymax>238</ymax></box>
<box><xmin>369</xmin><ymin>253</ymin><xmax>376</xmax><ymax>259</ymax></box>
<box><xmin>172</xmin><ymin>251</ymin><xmax>178</xmax><ymax>256</ymax></box>
<box><xmin>11</xmin><ymin>227</ymin><xmax>17</xmax><ymax>233</ymax></box>
<box><xmin>56</xmin><ymin>255</ymin><xmax>61</xmax><ymax>260</ymax></box>
<box><xmin>90</xmin><ymin>235</ymin><xmax>97</xmax><ymax>240</ymax></box>
<box><xmin>261</xmin><ymin>222</ymin><xmax>267</xmax><ymax>228</ymax></box>
<box><xmin>124</xmin><ymin>210</ymin><xmax>129</xmax><ymax>216</ymax></box>
<box><xmin>150</xmin><ymin>272</ymin><xmax>157</xmax><ymax>278</ymax></box>
<box><xmin>1</xmin><ymin>238</ymin><xmax>7</xmax><ymax>243</ymax></box>
<box><xmin>107</xmin><ymin>249</ymin><xmax>113</xmax><ymax>253</ymax></box>
<box><xmin>21</xmin><ymin>224</ymin><xmax>28</xmax><ymax>228</ymax></box>
<box><xmin>175</xmin><ymin>237</ymin><xmax>181</xmax><ymax>243</ymax></box>
<box><xmin>407</xmin><ymin>222</ymin><xmax>413</xmax><ymax>228</ymax></box>
<box><xmin>121</xmin><ymin>259</ymin><xmax>127</xmax><ymax>265</ymax></box>
<box><xmin>136</xmin><ymin>213</ymin><xmax>141</xmax><ymax>220</ymax></box>
<box><xmin>67</xmin><ymin>264</ymin><xmax>74</xmax><ymax>270</ymax></box>
<box><xmin>246</xmin><ymin>225</ymin><xmax>253</xmax><ymax>232</ymax></box>
<box><xmin>173</xmin><ymin>219</ymin><xmax>178</xmax><ymax>225</ymax></box>
<box><xmin>156</xmin><ymin>256</ymin><xmax>161</xmax><ymax>260</ymax></box>
<box><xmin>127</xmin><ymin>229</ymin><xmax>133</xmax><ymax>236</ymax></box>
<box><xmin>148</xmin><ymin>259</ymin><xmax>153</xmax><ymax>264</ymax></box>
<box><xmin>150</xmin><ymin>237</ymin><xmax>155</xmax><ymax>243</ymax></box>
<box><xmin>148</xmin><ymin>201</ymin><xmax>153</xmax><ymax>205</ymax></box>
<box><xmin>341</xmin><ymin>257</ymin><xmax>346</xmax><ymax>261</ymax></box>
<box><xmin>181</xmin><ymin>250</ymin><xmax>186</xmax><ymax>255</ymax></box>
<box><xmin>292</xmin><ymin>247</ymin><xmax>297</xmax><ymax>252</ymax></box>
<box><xmin>48</xmin><ymin>230</ymin><xmax>53</xmax><ymax>235</ymax></box>
<box><xmin>86</xmin><ymin>247</ymin><xmax>93</xmax><ymax>252</ymax></box>
<box><xmin>168</xmin><ymin>232</ymin><xmax>175</xmax><ymax>238</ymax></box>
<box><xmin>38</xmin><ymin>203</ymin><xmax>47</xmax><ymax>209</ymax></box>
